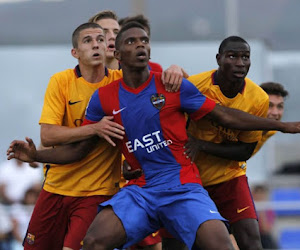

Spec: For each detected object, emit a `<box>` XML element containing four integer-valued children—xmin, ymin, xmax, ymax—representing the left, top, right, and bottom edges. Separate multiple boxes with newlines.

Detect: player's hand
<box><xmin>281</xmin><ymin>122</ymin><xmax>300</xmax><ymax>133</ymax></box>
<box><xmin>7</xmin><ymin>137</ymin><xmax>37</xmax><ymax>162</ymax></box>
<box><xmin>92</xmin><ymin>116</ymin><xmax>125</xmax><ymax>146</ymax></box>
<box><xmin>162</xmin><ymin>65</ymin><xmax>187</xmax><ymax>92</ymax></box>
<box><xmin>184</xmin><ymin>135</ymin><xmax>203</xmax><ymax>162</ymax></box>
<box><xmin>122</xmin><ymin>160</ymin><xmax>143</xmax><ymax>180</ymax></box>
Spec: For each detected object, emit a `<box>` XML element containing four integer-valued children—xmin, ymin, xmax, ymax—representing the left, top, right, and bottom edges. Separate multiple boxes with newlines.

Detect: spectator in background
<box><xmin>10</xmin><ymin>187</ymin><xmax>40</xmax><ymax>248</ymax></box>
<box><xmin>252</xmin><ymin>185</ymin><xmax>278</xmax><ymax>249</ymax></box>
<box><xmin>0</xmin><ymin>204</ymin><xmax>13</xmax><ymax>250</ymax></box>
<box><xmin>0</xmin><ymin>159</ymin><xmax>41</xmax><ymax>205</ymax></box>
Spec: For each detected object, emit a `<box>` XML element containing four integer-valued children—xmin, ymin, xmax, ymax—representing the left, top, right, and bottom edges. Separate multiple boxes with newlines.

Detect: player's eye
<box><xmin>142</xmin><ymin>38</ymin><xmax>149</xmax><ymax>44</ymax></box>
<box><xmin>127</xmin><ymin>39</ymin><xmax>134</xmax><ymax>44</ymax></box>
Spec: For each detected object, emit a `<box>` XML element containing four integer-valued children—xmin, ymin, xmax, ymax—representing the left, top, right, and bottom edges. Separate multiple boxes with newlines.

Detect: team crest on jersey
<box><xmin>26</xmin><ymin>232</ymin><xmax>35</xmax><ymax>245</ymax></box>
<box><xmin>151</xmin><ymin>93</ymin><xmax>165</xmax><ymax>110</ymax></box>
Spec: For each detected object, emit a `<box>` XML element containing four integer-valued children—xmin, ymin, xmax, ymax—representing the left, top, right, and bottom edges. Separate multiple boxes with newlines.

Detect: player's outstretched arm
<box><xmin>7</xmin><ymin>137</ymin><xmax>97</xmax><ymax>164</ymax></box>
<box><xmin>184</xmin><ymin>135</ymin><xmax>257</xmax><ymax>162</ymax></box>
<box><xmin>207</xmin><ymin>105</ymin><xmax>300</xmax><ymax>133</ymax></box>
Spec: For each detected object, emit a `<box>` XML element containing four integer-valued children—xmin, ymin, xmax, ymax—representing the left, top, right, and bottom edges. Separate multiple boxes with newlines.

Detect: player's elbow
<box><xmin>40</xmin><ymin>136</ymin><xmax>54</xmax><ymax>148</ymax></box>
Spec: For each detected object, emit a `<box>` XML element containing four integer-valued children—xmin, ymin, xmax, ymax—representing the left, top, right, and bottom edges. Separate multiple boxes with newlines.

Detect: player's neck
<box><xmin>122</xmin><ymin>66</ymin><xmax>150</xmax><ymax>89</ymax></box>
<box><xmin>105</xmin><ymin>58</ymin><xmax>119</xmax><ymax>70</ymax></box>
<box><xmin>79</xmin><ymin>63</ymin><xmax>105</xmax><ymax>83</ymax></box>
<box><xmin>215</xmin><ymin>70</ymin><xmax>245</xmax><ymax>98</ymax></box>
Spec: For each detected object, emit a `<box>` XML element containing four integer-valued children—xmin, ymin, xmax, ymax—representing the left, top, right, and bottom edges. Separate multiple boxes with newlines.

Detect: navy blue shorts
<box><xmin>99</xmin><ymin>183</ymin><xmax>226</xmax><ymax>249</ymax></box>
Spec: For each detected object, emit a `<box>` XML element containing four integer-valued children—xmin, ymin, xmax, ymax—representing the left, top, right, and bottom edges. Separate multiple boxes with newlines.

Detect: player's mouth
<box><xmin>136</xmin><ymin>51</ymin><xmax>147</xmax><ymax>60</ymax></box>
<box><xmin>107</xmin><ymin>43</ymin><xmax>115</xmax><ymax>52</ymax></box>
<box><xmin>233</xmin><ymin>71</ymin><xmax>246</xmax><ymax>78</ymax></box>
<box><xmin>92</xmin><ymin>53</ymin><xmax>101</xmax><ymax>58</ymax></box>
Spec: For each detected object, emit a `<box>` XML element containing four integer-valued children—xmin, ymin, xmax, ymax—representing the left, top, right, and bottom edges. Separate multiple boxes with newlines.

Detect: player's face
<box><xmin>117</xmin><ymin>27</ymin><xmax>150</xmax><ymax>69</ymax></box>
<box><xmin>217</xmin><ymin>41</ymin><xmax>251</xmax><ymax>83</ymax></box>
<box><xmin>73</xmin><ymin>28</ymin><xmax>106</xmax><ymax>67</ymax></box>
<box><xmin>96</xmin><ymin>18</ymin><xmax>120</xmax><ymax>60</ymax></box>
<box><xmin>267</xmin><ymin>94</ymin><xmax>284</xmax><ymax>120</ymax></box>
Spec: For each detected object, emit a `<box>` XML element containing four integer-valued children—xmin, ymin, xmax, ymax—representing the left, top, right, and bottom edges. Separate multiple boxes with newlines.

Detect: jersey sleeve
<box><xmin>188</xmin><ymin>72</ymin><xmax>209</xmax><ymax>91</ymax></box>
<box><xmin>180</xmin><ymin>79</ymin><xmax>216</xmax><ymax>120</ymax></box>
<box><xmin>82</xmin><ymin>89</ymin><xmax>106</xmax><ymax>126</ymax></box>
<box><xmin>39</xmin><ymin>75</ymin><xmax>66</xmax><ymax>125</ymax></box>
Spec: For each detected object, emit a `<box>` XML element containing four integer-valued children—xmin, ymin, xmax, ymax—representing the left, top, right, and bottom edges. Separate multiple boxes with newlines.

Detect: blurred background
<box><xmin>0</xmin><ymin>0</ymin><xmax>300</xmax><ymax>249</ymax></box>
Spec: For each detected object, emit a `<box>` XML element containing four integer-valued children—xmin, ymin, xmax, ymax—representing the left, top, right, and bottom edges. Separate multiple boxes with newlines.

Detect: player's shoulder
<box><xmin>148</xmin><ymin>61</ymin><xmax>163</xmax><ymax>73</ymax></box>
<box><xmin>188</xmin><ymin>69</ymin><xmax>215</xmax><ymax>83</ymax></box>
<box><xmin>51</xmin><ymin>68</ymin><xmax>75</xmax><ymax>79</ymax></box>
<box><xmin>99</xmin><ymin>76</ymin><xmax>122</xmax><ymax>93</ymax></box>
<box><xmin>245</xmin><ymin>77</ymin><xmax>268</xmax><ymax>101</ymax></box>
<box><xmin>106</xmin><ymin>68</ymin><xmax>123</xmax><ymax>80</ymax></box>
<box><xmin>47</xmin><ymin>68</ymin><xmax>77</xmax><ymax>89</ymax></box>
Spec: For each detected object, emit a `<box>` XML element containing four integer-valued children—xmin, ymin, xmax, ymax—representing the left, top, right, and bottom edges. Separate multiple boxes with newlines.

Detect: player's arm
<box><xmin>41</xmin><ymin>117</ymin><xmax>124</xmax><ymax>147</ymax></box>
<box><xmin>206</xmin><ymin>104</ymin><xmax>300</xmax><ymax>133</ymax></box>
<box><xmin>185</xmin><ymin>135</ymin><xmax>257</xmax><ymax>162</ymax></box>
<box><xmin>7</xmin><ymin>137</ymin><xmax>97</xmax><ymax>164</ymax></box>
<box><xmin>40</xmin><ymin>75</ymin><xmax>124</xmax><ymax>147</ymax></box>
<box><xmin>162</xmin><ymin>65</ymin><xmax>189</xmax><ymax>92</ymax></box>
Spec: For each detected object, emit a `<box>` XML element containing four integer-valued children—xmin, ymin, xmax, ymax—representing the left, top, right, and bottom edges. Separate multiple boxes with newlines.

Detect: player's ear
<box><xmin>216</xmin><ymin>53</ymin><xmax>221</xmax><ymax>66</ymax></box>
<box><xmin>114</xmin><ymin>50</ymin><xmax>121</xmax><ymax>61</ymax></box>
<box><xmin>71</xmin><ymin>48</ymin><xmax>79</xmax><ymax>59</ymax></box>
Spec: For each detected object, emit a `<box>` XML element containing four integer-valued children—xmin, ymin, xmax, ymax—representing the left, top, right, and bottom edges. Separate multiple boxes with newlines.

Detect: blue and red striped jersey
<box><xmin>83</xmin><ymin>72</ymin><xmax>215</xmax><ymax>188</ymax></box>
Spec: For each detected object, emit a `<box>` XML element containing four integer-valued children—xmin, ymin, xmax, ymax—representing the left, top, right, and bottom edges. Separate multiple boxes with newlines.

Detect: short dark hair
<box><xmin>88</xmin><ymin>10</ymin><xmax>118</xmax><ymax>23</ymax></box>
<box><xmin>260</xmin><ymin>82</ymin><xmax>289</xmax><ymax>98</ymax></box>
<box><xmin>218</xmin><ymin>36</ymin><xmax>249</xmax><ymax>54</ymax></box>
<box><xmin>72</xmin><ymin>23</ymin><xmax>102</xmax><ymax>48</ymax></box>
<box><xmin>115</xmin><ymin>21</ymin><xmax>146</xmax><ymax>50</ymax></box>
<box><xmin>119</xmin><ymin>14</ymin><xmax>150</xmax><ymax>36</ymax></box>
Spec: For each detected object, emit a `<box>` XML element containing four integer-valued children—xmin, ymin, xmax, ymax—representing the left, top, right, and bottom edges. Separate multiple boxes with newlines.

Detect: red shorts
<box><xmin>205</xmin><ymin>175</ymin><xmax>257</xmax><ymax>224</ymax></box>
<box><xmin>23</xmin><ymin>189</ymin><xmax>111</xmax><ymax>250</ymax></box>
<box><xmin>130</xmin><ymin>231</ymin><xmax>162</xmax><ymax>249</ymax></box>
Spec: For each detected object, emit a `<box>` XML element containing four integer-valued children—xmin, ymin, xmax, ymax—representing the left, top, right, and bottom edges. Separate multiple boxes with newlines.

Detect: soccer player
<box><xmin>252</xmin><ymin>82</ymin><xmax>289</xmax><ymax>154</ymax></box>
<box><xmin>88</xmin><ymin>10</ymin><xmax>120</xmax><ymax>70</ymax></box>
<box><xmin>89</xmin><ymin>10</ymin><xmax>181</xmax><ymax>93</ymax></box>
<box><xmin>119</xmin><ymin>14</ymin><xmax>163</xmax><ymax>73</ymax></box>
<box><xmin>22</xmin><ymin>21</ymin><xmax>183</xmax><ymax>250</ymax></box>
<box><xmin>184</xmin><ymin>36</ymin><xmax>276</xmax><ymax>250</ymax></box>
<box><xmin>7</xmin><ymin>23</ymin><xmax>300</xmax><ymax>250</ymax></box>
<box><xmin>22</xmin><ymin>22</ymin><xmax>125</xmax><ymax>250</ymax></box>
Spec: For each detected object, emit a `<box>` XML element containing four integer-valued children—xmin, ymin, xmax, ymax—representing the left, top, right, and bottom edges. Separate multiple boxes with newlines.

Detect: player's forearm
<box><xmin>197</xmin><ymin>140</ymin><xmax>256</xmax><ymax>161</ymax></box>
<box><xmin>41</xmin><ymin>123</ymin><xmax>96</xmax><ymax>147</ymax></box>
<box><xmin>34</xmin><ymin>145</ymin><xmax>84</xmax><ymax>164</ymax></box>
<box><xmin>210</xmin><ymin>105</ymin><xmax>285</xmax><ymax>132</ymax></box>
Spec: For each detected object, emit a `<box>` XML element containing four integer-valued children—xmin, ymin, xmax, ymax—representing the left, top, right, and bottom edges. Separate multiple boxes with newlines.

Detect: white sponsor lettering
<box><xmin>126</xmin><ymin>130</ymin><xmax>172</xmax><ymax>153</ymax></box>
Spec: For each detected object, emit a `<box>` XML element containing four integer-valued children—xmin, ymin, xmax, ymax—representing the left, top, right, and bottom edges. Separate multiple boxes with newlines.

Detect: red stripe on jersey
<box><xmin>153</xmin><ymin>73</ymin><xmax>202</xmax><ymax>185</ymax></box>
<box><xmin>148</xmin><ymin>61</ymin><xmax>163</xmax><ymax>73</ymax></box>
<box><xmin>98</xmin><ymin>80</ymin><xmax>145</xmax><ymax>186</ymax></box>
<box><xmin>82</xmin><ymin>119</ymin><xmax>95</xmax><ymax>126</ymax></box>
<box><xmin>190</xmin><ymin>98</ymin><xmax>216</xmax><ymax>121</ymax></box>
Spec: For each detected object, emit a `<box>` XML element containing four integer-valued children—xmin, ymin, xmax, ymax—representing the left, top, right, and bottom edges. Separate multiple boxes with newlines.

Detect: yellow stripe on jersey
<box><xmin>188</xmin><ymin>70</ymin><xmax>269</xmax><ymax>186</ymax></box>
<box><xmin>39</xmin><ymin>67</ymin><xmax>123</xmax><ymax>196</ymax></box>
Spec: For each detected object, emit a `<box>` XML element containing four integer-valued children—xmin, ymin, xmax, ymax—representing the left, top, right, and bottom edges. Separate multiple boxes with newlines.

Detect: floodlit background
<box><xmin>0</xmin><ymin>0</ymin><xmax>300</xmax><ymax>249</ymax></box>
